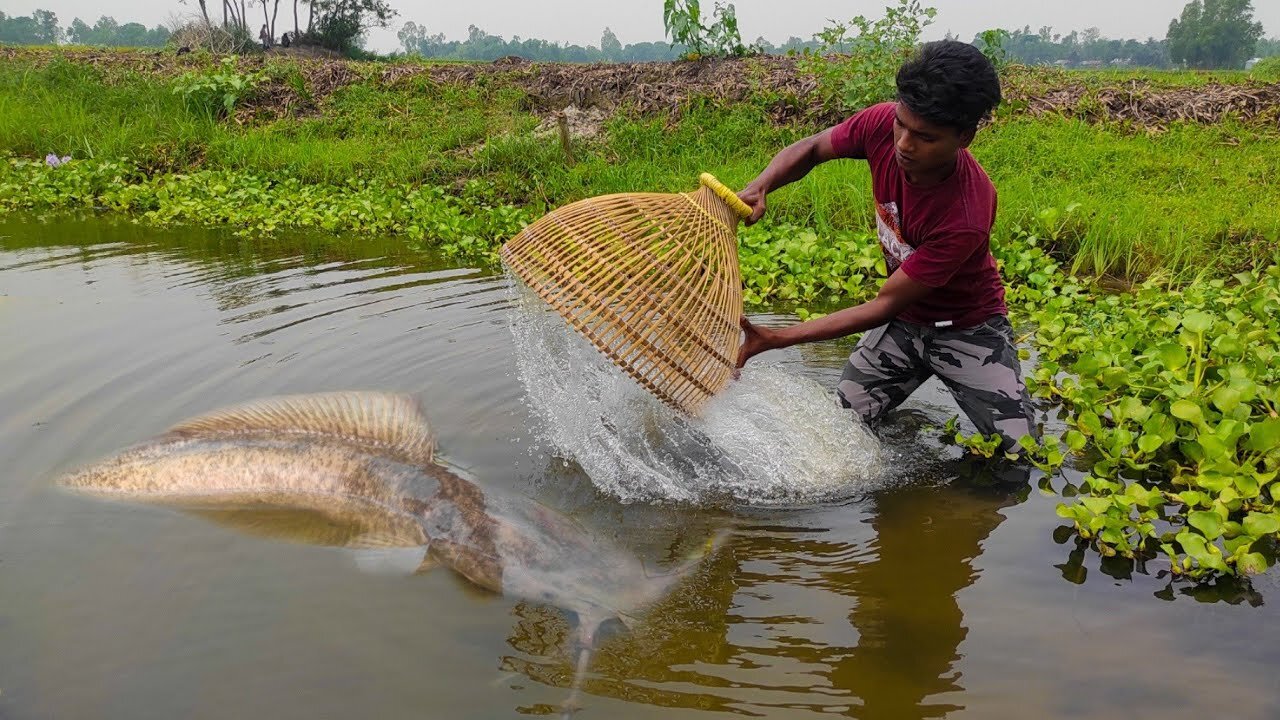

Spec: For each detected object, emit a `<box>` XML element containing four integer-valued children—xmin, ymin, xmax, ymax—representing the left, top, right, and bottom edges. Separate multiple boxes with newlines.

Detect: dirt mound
<box><xmin>1013</xmin><ymin>81</ymin><xmax>1280</xmax><ymax>129</ymax></box>
<box><xmin>6</xmin><ymin>48</ymin><xmax>1278</xmax><ymax>131</ymax></box>
<box><xmin>265</xmin><ymin>56</ymin><xmax>1280</xmax><ymax>131</ymax></box>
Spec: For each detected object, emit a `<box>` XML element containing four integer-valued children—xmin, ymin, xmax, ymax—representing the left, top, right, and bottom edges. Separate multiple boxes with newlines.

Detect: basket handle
<box><xmin>699</xmin><ymin>173</ymin><xmax>754</xmax><ymax>221</ymax></box>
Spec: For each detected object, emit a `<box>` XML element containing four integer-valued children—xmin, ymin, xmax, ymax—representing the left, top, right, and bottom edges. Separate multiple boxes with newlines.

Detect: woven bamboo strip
<box><xmin>501</xmin><ymin>174</ymin><xmax>750</xmax><ymax>414</ymax></box>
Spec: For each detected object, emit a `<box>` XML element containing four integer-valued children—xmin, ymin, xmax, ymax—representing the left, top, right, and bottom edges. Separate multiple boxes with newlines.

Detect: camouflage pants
<box><xmin>836</xmin><ymin>315</ymin><xmax>1036</xmax><ymax>452</ymax></box>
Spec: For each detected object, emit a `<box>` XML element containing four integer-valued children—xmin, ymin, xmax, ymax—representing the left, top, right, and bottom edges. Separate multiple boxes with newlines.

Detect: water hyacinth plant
<box><xmin>44</xmin><ymin>153</ymin><xmax>70</xmax><ymax>168</ymax></box>
<box><xmin>1019</xmin><ymin>268</ymin><xmax>1280</xmax><ymax>580</ymax></box>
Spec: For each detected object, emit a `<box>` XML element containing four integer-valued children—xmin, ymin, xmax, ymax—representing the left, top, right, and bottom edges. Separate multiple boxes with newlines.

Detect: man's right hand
<box><xmin>737</xmin><ymin>186</ymin><xmax>767</xmax><ymax>226</ymax></box>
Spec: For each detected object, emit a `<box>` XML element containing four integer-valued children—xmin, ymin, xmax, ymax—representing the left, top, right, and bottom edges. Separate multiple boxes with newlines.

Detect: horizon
<box><xmin>1</xmin><ymin>1</ymin><xmax>1276</xmax><ymax>54</ymax></box>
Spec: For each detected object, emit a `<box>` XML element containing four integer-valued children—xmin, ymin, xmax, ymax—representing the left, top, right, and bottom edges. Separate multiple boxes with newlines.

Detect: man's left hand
<box><xmin>736</xmin><ymin>316</ymin><xmax>777</xmax><ymax>370</ymax></box>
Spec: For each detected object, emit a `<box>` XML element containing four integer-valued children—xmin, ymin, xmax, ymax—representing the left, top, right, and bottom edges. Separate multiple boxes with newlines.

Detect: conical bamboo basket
<box><xmin>501</xmin><ymin>173</ymin><xmax>753</xmax><ymax>414</ymax></box>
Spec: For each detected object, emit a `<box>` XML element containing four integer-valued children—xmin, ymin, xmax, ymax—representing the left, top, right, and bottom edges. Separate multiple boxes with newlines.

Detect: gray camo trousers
<box><xmin>836</xmin><ymin>315</ymin><xmax>1036</xmax><ymax>452</ymax></box>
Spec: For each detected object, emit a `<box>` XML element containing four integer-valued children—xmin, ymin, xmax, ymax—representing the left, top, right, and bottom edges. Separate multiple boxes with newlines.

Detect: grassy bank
<box><xmin>2</xmin><ymin>52</ymin><xmax>1278</xmax><ymax>279</ymax></box>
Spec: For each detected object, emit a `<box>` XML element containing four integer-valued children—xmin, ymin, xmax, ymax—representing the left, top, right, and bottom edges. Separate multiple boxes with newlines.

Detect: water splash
<box><xmin>508</xmin><ymin>281</ymin><xmax>884</xmax><ymax>505</ymax></box>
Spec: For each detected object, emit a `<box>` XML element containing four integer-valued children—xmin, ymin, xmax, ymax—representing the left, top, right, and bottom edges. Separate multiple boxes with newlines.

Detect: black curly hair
<box><xmin>896</xmin><ymin>40</ymin><xmax>1002</xmax><ymax>131</ymax></box>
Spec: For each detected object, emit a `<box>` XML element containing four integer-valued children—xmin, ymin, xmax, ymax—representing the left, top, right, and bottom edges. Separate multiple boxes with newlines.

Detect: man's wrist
<box><xmin>761</xmin><ymin>324</ymin><xmax>790</xmax><ymax>351</ymax></box>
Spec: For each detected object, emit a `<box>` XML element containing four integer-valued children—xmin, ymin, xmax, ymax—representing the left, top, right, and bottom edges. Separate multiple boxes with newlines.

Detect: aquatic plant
<box><xmin>1021</xmin><ymin>265</ymin><xmax>1280</xmax><ymax>580</ymax></box>
<box><xmin>0</xmin><ymin>157</ymin><xmax>531</xmax><ymax>266</ymax></box>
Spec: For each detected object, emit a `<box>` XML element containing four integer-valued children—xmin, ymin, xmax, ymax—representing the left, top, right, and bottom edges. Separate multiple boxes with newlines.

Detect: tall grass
<box><xmin>0</xmin><ymin>58</ymin><xmax>215</xmax><ymax>166</ymax></box>
<box><xmin>1</xmin><ymin>56</ymin><xmax>1276</xmax><ymax>280</ymax></box>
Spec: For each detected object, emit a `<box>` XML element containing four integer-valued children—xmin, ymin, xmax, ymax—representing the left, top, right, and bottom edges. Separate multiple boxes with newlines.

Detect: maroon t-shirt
<box><xmin>829</xmin><ymin>102</ymin><xmax>1007</xmax><ymax>328</ymax></box>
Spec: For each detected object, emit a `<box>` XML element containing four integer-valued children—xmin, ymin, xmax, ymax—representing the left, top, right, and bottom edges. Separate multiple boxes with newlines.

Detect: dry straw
<box><xmin>501</xmin><ymin>173</ymin><xmax>753</xmax><ymax>414</ymax></box>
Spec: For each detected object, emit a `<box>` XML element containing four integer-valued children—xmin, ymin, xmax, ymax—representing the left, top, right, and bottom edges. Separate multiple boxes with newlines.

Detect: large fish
<box><xmin>59</xmin><ymin>391</ymin><xmax>723</xmax><ymax>715</ymax></box>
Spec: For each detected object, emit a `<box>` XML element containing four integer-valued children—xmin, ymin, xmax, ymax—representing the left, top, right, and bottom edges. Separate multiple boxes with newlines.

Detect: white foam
<box><xmin>507</xmin><ymin>281</ymin><xmax>884</xmax><ymax>505</ymax></box>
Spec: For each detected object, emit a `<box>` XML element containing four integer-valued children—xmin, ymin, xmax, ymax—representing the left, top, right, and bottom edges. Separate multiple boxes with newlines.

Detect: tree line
<box><xmin>397</xmin><ymin>0</ymin><xmax>1273</xmax><ymax>69</ymax></box>
<box><xmin>397</xmin><ymin>24</ymin><xmax>1275</xmax><ymax>70</ymax></box>
<box><xmin>0</xmin><ymin>2</ymin><xmax>395</xmax><ymax>54</ymax></box>
<box><xmin>0</xmin><ymin>10</ymin><xmax>170</xmax><ymax>47</ymax></box>
<box><xmin>0</xmin><ymin>0</ymin><xmax>1275</xmax><ymax>67</ymax></box>
<box><xmin>394</xmin><ymin>24</ymin><xmax>827</xmax><ymax>63</ymax></box>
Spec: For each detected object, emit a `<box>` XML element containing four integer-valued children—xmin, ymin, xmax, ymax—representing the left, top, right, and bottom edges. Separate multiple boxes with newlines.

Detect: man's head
<box><xmin>892</xmin><ymin>41</ymin><xmax>1002</xmax><ymax>179</ymax></box>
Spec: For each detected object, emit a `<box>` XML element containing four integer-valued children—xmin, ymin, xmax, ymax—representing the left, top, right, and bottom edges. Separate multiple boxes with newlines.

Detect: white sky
<box><xmin>4</xmin><ymin>0</ymin><xmax>1278</xmax><ymax>53</ymax></box>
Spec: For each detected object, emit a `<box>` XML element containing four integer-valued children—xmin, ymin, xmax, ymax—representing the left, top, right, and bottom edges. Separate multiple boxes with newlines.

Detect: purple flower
<box><xmin>45</xmin><ymin>153</ymin><xmax>71</xmax><ymax>168</ymax></box>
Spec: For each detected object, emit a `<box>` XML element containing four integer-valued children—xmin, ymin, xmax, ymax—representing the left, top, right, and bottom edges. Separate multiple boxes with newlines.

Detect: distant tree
<box><xmin>398</xmin><ymin>20</ymin><xmax>426</xmax><ymax>54</ymax></box>
<box><xmin>600</xmin><ymin>26</ymin><xmax>622</xmax><ymax>60</ymax></box>
<box><xmin>0</xmin><ymin>9</ymin><xmax>62</xmax><ymax>44</ymax></box>
<box><xmin>34</xmin><ymin>9</ymin><xmax>61</xmax><ymax>42</ymax></box>
<box><xmin>66</xmin><ymin>18</ymin><xmax>90</xmax><ymax>43</ymax></box>
<box><xmin>1256</xmin><ymin>37</ymin><xmax>1280</xmax><ymax>56</ymax></box>
<box><xmin>116</xmin><ymin>22</ymin><xmax>151</xmax><ymax>46</ymax></box>
<box><xmin>304</xmin><ymin>0</ymin><xmax>395</xmax><ymax>53</ymax></box>
<box><xmin>1167</xmin><ymin>0</ymin><xmax>1264</xmax><ymax>69</ymax></box>
<box><xmin>59</xmin><ymin>14</ymin><xmax>170</xmax><ymax>46</ymax></box>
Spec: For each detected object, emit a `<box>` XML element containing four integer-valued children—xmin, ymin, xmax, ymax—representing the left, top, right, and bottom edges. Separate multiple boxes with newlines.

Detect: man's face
<box><xmin>892</xmin><ymin>103</ymin><xmax>974</xmax><ymax>179</ymax></box>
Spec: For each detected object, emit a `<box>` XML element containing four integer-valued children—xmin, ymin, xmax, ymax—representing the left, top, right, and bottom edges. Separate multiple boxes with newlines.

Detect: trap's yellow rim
<box><xmin>699</xmin><ymin>173</ymin><xmax>753</xmax><ymax>221</ymax></box>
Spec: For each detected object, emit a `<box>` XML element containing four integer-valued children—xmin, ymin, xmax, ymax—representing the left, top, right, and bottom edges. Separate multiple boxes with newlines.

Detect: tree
<box><xmin>306</xmin><ymin>0</ymin><xmax>395</xmax><ymax>52</ymax></box>
<box><xmin>600</xmin><ymin>26</ymin><xmax>622</xmax><ymax>61</ymax></box>
<box><xmin>116</xmin><ymin>22</ymin><xmax>151</xmax><ymax>46</ymax></box>
<box><xmin>0</xmin><ymin>10</ymin><xmax>62</xmax><ymax>44</ymax></box>
<box><xmin>1167</xmin><ymin>0</ymin><xmax>1264</xmax><ymax>69</ymax></box>
<box><xmin>67</xmin><ymin>17</ymin><xmax>92</xmax><ymax>44</ymax></box>
<box><xmin>398</xmin><ymin>20</ymin><xmax>427</xmax><ymax>54</ymax></box>
<box><xmin>33</xmin><ymin>9</ymin><xmax>61</xmax><ymax>43</ymax></box>
<box><xmin>1254</xmin><ymin>36</ymin><xmax>1279</xmax><ymax>56</ymax></box>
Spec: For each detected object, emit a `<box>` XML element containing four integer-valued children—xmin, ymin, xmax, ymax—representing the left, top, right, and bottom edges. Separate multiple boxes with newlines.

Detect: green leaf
<box><xmin>1176</xmin><ymin>490</ymin><xmax>1206</xmax><ymax>507</ymax></box>
<box><xmin>1080</xmin><ymin>497</ymin><xmax>1112</xmax><ymax>515</ymax></box>
<box><xmin>1234</xmin><ymin>473</ymin><xmax>1260</xmax><ymax>498</ymax></box>
<box><xmin>1064</xmin><ymin>429</ymin><xmax>1088</xmax><ymax>451</ymax></box>
<box><xmin>1188</xmin><ymin>511</ymin><xmax>1224</xmax><ymax>539</ymax></box>
<box><xmin>1176</xmin><ymin>530</ymin><xmax>1207</xmax><ymax>556</ymax></box>
<box><xmin>1077</xmin><ymin>411</ymin><xmax>1103</xmax><ymax>436</ymax></box>
<box><xmin>1242</xmin><ymin>512</ymin><xmax>1280</xmax><ymax>537</ymax></box>
<box><xmin>1115</xmin><ymin>396</ymin><xmax>1150</xmax><ymax>424</ymax></box>
<box><xmin>1170</xmin><ymin>400</ymin><xmax>1204</xmax><ymax>425</ymax></box>
<box><xmin>1155</xmin><ymin>342</ymin><xmax>1188</xmax><ymax>370</ymax></box>
<box><xmin>1245</xmin><ymin>419</ymin><xmax>1280</xmax><ymax>453</ymax></box>
<box><xmin>1237</xmin><ymin>552</ymin><xmax>1269</xmax><ymax>575</ymax></box>
<box><xmin>1182</xmin><ymin>311</ymin><xmax>1215</xmax><ymax>333</ymax></box>
<box><xmin>1137</xmin><ymin>433</ymin><xmax>1164</xmax><ymax>455</ymax></box>
<box><xmin>1211</xmin><ymin>386</ymin><xmax>1242</xmax><ymax>414</ymax></box>
<box><xmin>1195</xmin><ymin>473</ymin><xmax>1232</xmax><ymax>492</ymax></box>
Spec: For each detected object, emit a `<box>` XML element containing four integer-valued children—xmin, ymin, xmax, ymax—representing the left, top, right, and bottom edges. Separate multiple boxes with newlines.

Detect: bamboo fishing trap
<box><xmin>500</xmin><ymin>173</ymin><xmax>753</xmax><ymax>414</ymax></box>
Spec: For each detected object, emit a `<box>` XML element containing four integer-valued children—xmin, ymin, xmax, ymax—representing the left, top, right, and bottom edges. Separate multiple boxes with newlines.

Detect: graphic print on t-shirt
<box><xmin>875</xmin><ymin>201</ymin><xmax>914</xmax><ymax>272</ymax></box>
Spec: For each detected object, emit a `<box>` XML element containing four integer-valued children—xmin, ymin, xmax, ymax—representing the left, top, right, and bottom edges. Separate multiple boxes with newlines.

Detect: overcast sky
<box><xmin>6</xmin><ymin>0</ymin><xmax>1279</xmax><ymax>53</ymax></box>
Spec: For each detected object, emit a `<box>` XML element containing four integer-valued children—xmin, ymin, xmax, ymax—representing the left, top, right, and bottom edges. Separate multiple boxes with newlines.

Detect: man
<box><xmin>735</xmin><ymin>40</ymin><xmax>1035</xmax><ymax>452</ymax></box>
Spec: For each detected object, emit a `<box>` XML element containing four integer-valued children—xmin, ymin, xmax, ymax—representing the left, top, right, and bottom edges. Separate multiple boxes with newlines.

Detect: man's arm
<box><xmin>737</xmin><ymin>127</ymin><xmax>841</xmax><ymax>225</ymax></box>
<box><xmin>737</xmin><ymin>269</ymin><xmax>933</xmax><ymax>367</ymax></box>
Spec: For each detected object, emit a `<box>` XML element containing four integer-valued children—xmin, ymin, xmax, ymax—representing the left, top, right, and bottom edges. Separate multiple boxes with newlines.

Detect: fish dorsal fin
<box><xmin>165</xmin><ymin>392</ymin><xmax>435</xmax><ymax>465</ymax></box>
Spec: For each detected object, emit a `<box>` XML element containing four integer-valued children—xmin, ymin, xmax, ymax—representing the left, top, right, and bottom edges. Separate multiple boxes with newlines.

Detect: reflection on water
<box><xmin>1</xmin><ymin>214</ymin><xmax>1278</xmax><ymax>720</ymax></box>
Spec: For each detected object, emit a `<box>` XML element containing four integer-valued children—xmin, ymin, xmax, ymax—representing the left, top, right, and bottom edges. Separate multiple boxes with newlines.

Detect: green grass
<box><xmin>0</xmin><ymin>57</ymin><xmax>217</xmax><ymax>167</ymax></box>
<box><xmin>2</xmin><ymin>54</ymin><xmax>1277</xmax><ymax>280</ymax></box>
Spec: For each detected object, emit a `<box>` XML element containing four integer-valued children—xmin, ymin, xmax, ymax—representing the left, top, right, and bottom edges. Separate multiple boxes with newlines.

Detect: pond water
<box><xmin>1</xmin><ymin>215</ymin><xmax>1277</xmax><ymax>720</ymax></box>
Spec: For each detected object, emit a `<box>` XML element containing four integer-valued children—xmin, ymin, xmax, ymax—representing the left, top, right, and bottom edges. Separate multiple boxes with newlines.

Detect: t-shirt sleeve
<box><xmin>899</xmin><ymin>229</ymin><xmax>988</xmax><ymax>288</ymax></box>
<box><xmin>829</xmin><ymin>103</ymin><xmax>894</xmax><ymax>159</ymax></box>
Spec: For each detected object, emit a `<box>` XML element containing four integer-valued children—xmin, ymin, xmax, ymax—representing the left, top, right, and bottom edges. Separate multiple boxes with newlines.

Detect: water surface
<box><xmin>1</xmin><ymin>215</ymin><xmax>1276</xmax><ymax>720</ymax></box>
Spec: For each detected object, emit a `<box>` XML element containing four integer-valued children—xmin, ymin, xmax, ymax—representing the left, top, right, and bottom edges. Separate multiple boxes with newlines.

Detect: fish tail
<box><xmin>560</xmin><ymin>618</ymin><xmax>600</xmax><ymax>718</ymax></box>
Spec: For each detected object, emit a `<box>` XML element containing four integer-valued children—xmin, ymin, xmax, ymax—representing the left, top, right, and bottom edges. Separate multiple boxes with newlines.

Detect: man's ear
<box><xmin>957</xmin><ymin>127</ymin><xmax>977</xmax><ymax>149</ymax></box>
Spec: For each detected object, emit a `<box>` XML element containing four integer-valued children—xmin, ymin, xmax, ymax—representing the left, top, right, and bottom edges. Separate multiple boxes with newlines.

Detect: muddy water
<box><xmin>1</xmin><ymin>215</ymin><xmax>1276</xmax><ymax>720</ymax></box>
